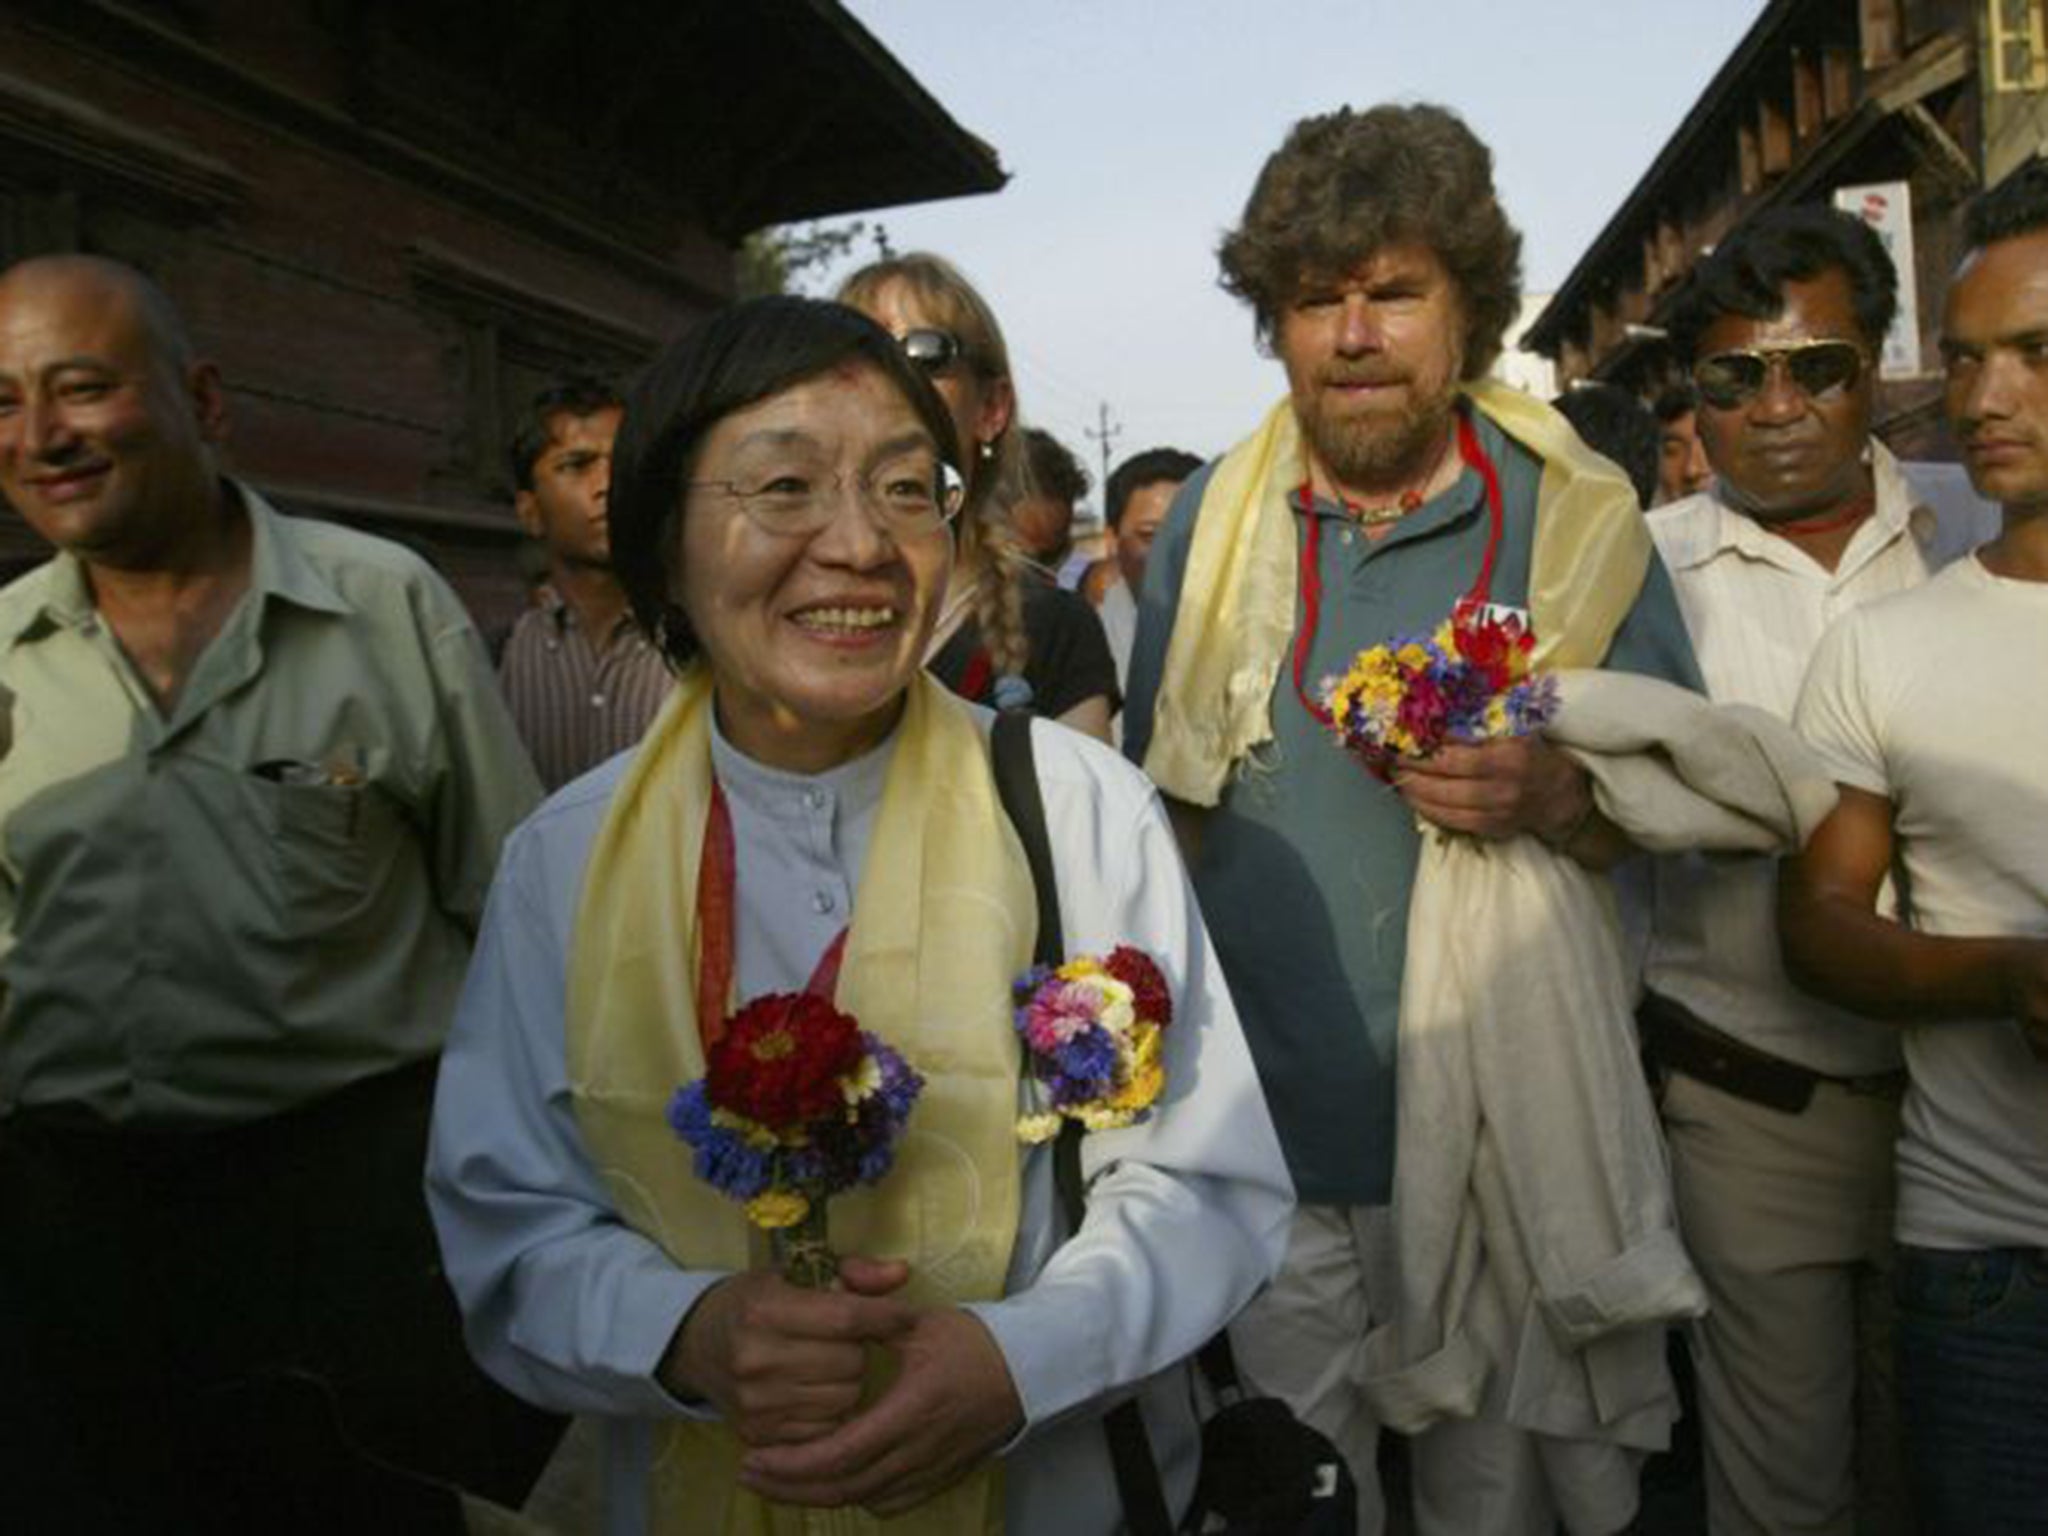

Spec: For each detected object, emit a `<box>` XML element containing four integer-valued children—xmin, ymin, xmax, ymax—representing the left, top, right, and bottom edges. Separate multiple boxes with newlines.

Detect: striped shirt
<box><xmin>497</xmin><ymin>591</ymin><xmax>673</xmax><ymax>791</ymax></box>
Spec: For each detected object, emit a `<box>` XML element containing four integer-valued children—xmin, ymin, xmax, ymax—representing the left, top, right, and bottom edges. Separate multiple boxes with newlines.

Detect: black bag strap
<box><xmin>990</xmin><ymin>710</ymin><xmax>1062</xmax><ymax>967</ymax></box>
<box><xmin>988</xmin><ymin>712</ymin><xmax>1176</xmax><ymax>1536</ymax></box>
<box><xmin>1197</xmin><ymin>1328</ymin><xmax>1246</xmax><ymax>1402</ymax></box>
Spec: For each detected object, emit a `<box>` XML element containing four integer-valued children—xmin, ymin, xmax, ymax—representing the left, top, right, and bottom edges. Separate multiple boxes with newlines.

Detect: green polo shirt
<box><xmin>1123</xmin><ymin>409</ymin><xmax>1700</xmax><ymax>1205</ymax></box>
<box><xmin>0</xmin><ymin>484</ymin><xmax>541</xmax><ymax>1126</ymax></box>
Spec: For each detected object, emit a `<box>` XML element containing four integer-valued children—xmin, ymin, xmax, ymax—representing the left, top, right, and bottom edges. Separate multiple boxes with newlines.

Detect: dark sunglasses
<box><xmin>898</xmin><ymin>327</ymin><xmax>970</xmax><ymax>374</ymax></box>
<box><xmin>1692</xmin><ymin>340</ymin><xmax>1867</xmax><ymax>410</ymax></box>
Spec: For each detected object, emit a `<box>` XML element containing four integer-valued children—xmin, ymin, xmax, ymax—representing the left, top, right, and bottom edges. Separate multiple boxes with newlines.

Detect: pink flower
<box><xmin>1022</xmin><ymin>982</ymin><xmax>1098</xmax><ymax>1053</ymax></box>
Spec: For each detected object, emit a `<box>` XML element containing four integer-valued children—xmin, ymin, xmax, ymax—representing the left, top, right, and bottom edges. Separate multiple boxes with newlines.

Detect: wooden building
<box><xmin>1525</xmin><ymin>0</ymin><xmax>2048</xmax><ymax>459</ymax></box>
<box><xmin>0</xmin><ymin>0</ymin><xmax>1003</xmax><ymax>623</ymax></box>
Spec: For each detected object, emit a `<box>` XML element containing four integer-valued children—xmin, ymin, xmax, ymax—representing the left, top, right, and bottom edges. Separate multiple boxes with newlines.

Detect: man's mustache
<box><xmin>1318</xmin><ymin>368</ymin><xmax>1410</xmax><ymax>388</ymax></box>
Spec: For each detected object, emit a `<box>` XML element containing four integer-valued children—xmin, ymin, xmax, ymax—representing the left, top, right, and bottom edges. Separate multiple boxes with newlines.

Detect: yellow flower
<box><xmin>1057</xmin><ymin>957</ymin><xmax>1108</xmax><ymax>983</ymax></box>
<box><xmin>711</xmin><ymin>1107</ymin><xmax>782</xmax><ymax>1151</ymax></box>
<box><xmin>1091</xmin><ymin>977</ymin><xmax>1135</xmax><ymax>1035</ymax></box>
<box><xmin>1015</xmin><ymin>1112</ymin><xmax>1063</xmax><ymax>1145</ymax></box>
<box><xmin>1106</xmin><ymin>1025</ymin><xmax>1165</xmax><ymax>1113</ymax></box>
<box><xmin>1077</xmin><ymin>1102</ymin><xmax>1142</xmax><ymax>1131</ymax></box>
<box><xmin>1328</xmin><ymin>651</ymin><xmax>1406</xmax><ymax>733</ymax></box>
<box><xmin>745</xmin><ymin>1190</ymin><xmax>810</xmax><ymax>1229</ymax></box>
<box><xmin>840</xmin><ymin>1054</ymin><xmax>882</xmax><ymax>1106</ymax></box>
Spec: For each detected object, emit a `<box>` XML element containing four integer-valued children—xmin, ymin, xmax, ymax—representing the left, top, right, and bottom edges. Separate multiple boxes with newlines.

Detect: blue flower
<box><xmin>1046</xmin><ymin>1025</ymin><xmax>1118</xmax><ymax>1106</ymax></box>
<box><xmin>667</xmin><ymin>1081</ymin><xmax>712</xmax><ymax>1142</ymax></box>
<box><xmin>866</xmin><ymin>1036</ymin><xmax>925</xmax><ymax>1119</ymax></box>
<box><xmin>696</xmin><ymin>1127</ymin><xmax>774</xmax><ymax>1200</ymax></box>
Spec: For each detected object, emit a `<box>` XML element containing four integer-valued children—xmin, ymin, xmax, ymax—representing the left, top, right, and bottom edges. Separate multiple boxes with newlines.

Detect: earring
<box><xmin>978</xmin><ymin>439</ymin><xmax>996</xmax><ymax>463</ymax></box>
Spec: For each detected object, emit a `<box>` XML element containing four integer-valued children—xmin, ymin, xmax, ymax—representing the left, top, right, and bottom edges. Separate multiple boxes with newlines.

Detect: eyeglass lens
<box><xmin>1694</xmin><ymin>342</ymin><xmax>1864</xmax><ymax>409</ymax></box>
<box><xmin>710</xmin><ymin>460</ymin><xmax>964</xmax><ymax>537</ymax></box>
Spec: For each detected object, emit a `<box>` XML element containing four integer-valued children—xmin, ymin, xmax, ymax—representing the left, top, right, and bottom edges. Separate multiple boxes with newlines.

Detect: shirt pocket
<box><xmin>241</xmin><ymin>770</ymin><xmax>402</xmax><ymax>934</ymax></box>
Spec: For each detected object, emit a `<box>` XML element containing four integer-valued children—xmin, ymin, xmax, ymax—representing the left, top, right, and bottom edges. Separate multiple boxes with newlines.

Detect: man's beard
<box><xmin>1295</xmin><ymin>378</ymin><xmax>1458</xmax><ymax>494</ymax></box>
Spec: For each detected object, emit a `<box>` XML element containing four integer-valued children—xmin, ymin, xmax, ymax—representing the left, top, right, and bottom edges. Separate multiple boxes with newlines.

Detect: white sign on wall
<box><xmin>1834</xmin><ymin>180</ymin><xmax>1923</xmax><ymax>379</ymax></box>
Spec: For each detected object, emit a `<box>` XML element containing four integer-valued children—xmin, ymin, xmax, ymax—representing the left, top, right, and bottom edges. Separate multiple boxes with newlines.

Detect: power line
<box><xmin>1083</xmin><ymin>401</ymin><xmax>1122</xmax><ymax>519</ymax></box>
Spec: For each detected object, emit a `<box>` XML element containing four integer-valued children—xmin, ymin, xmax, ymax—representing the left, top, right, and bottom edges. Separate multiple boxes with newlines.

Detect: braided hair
<box><xmin>839</xmin><ymin>252</ymin><xmax>1033</xmax><ymax>696</ymax></box>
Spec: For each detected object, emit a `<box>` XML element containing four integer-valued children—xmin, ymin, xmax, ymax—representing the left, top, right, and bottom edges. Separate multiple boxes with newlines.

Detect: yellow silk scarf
<box><xmin>567</xmin><ymin>668</ymin><xmax>1035</xmax><ymax>1536</ymax></box>
<box><xmin>1141</xmin><ymin>380</ymin><xmax>1653</xmax><ymax>806</ymax></box>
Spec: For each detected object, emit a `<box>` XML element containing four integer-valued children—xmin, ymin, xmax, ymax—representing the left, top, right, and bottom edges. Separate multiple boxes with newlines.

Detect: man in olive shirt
<box><xmin>0</xmin><ymin>255</ymin><xmax>551</xmax><ymax>1532</ymax></box>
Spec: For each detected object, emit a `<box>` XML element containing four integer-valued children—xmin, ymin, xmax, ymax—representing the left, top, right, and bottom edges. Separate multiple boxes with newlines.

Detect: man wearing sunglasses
<box><xmin>1641</xmin><ymin>204</ymin><xmax>1986</xmax><ymax>1536</ymax></box>
<box><xmin>1781</xmin><ymin>159</ymin><xmax>2048</xmax><ymax>1534</ymax></box>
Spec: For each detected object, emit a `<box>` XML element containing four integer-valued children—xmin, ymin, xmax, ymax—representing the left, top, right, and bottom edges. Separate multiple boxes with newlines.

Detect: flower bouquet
<box><xmin>1012</xmin><ymin>946</ymin><xmax>1173</xmax><ymax>1144</ymax></box>
<box><xmin>1320</xmin><ymin>597</ymin><xmax>1558</xmax><ymax>781</ymax></box>
<box><xmin>669</xmin><ymin>993</ymin><xmax>923</xmax><ymax>1289</ymax></box>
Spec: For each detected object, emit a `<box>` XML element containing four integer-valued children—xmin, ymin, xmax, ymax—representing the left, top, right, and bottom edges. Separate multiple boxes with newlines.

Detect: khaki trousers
<box><xmin>1661</xmin><ymin>1068</ymin><xmax>1909</xmax><ymax>1535</ymax></box>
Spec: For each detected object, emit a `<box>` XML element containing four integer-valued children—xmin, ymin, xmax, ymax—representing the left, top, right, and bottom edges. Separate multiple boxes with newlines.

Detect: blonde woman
<box><xmin>840</xmin><ymin>254</ymin><xmax>1116</xmax><ymax>741</ymax></box>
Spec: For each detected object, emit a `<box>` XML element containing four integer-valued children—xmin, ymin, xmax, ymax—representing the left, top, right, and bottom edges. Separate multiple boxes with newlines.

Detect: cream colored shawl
<box><xmin>1141</xmin><ymin>381</ymin><xmax>1653</xmax><ymax>803</ymax></box>
<box><xmin>567</xmin><ymin>669</ymin><xmax>1035</xmax><ymax>1535</ymax></box>
<box><xmin>1363</xmin><ymin>672</ymin><xmax>1836</xmax><ymax>1454</ymax></box>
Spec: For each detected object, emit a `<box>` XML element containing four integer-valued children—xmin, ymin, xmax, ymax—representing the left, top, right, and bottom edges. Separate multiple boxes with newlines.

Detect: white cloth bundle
<box><xmin>1361</xmin><ymin>670</ymin><xmax>1838</xmax><ymax>1465</ymax></box>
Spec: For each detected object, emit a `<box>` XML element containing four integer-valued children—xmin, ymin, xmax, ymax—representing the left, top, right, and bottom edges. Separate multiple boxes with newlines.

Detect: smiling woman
<box><xmin>426</xmin><ymin>295</ymin><xmax>1293</xmax><ymax>1535</ymax></box>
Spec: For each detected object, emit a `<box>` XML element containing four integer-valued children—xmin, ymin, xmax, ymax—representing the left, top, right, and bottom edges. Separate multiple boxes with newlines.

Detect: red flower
<box><xmin>1105</xmin><ymin>946</ymin><xmax>1173</xmax><ymax>1030</ymax></box>
<box><xmin>707</xmin><ymin>993</ymin><xmax>863</xmax><ymax>1127</ymax></box>
<box><xmin>1454</xmin><ymin>617</ymin><xmax>1508</xmax><ymax>672</ymax></box>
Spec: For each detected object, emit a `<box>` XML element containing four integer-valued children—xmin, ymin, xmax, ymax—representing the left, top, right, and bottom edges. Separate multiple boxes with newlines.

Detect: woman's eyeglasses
<box><xmin>688</xmin><ymin>460</ymin><xmax>966</xmax><ymax>539</ymax></box>
<box><xmin>1692</xmin><ymin>340</ymin><xmax>1867</xmax><ymax>411</ymax></box>
<box><xmin>898</xmin><ymin>328</ymin><xmax>971</xmax><ymax>375</ymax></box>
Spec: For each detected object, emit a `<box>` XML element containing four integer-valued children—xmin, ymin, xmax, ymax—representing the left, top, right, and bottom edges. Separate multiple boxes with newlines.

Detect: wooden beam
<box><xmin>1823</xmin><ymin>44</ymin><xmax>1857</xmax><ymax>119</ymax></box>
<box><xmin>1794</xmin><ymin>47</ymin><xmax>1822</xmax><ymax>139</ymax></box>
<box><xmin>1861</xmin><ymin>0</ymin><xmax>1901</xmax><ymax>69</ymax></box>
<box><xmin>1657</xmin><ymin>220</ymin><xmax>1686</xmax><ymax>294</ymax></box>
<box><xmin>1900</xmin><ymin>100</ymin><xmax>1982</xmax><ymax>195</ymax></box>
<box><xmin>0</xmin><ymin>66</ymin><xmax>247</xmax><ymax>217</ymax></box>
<box><xmin>1759</xmin><ymin>93</ymin><xmax>1793</xmax><ymax>176</ymax></box>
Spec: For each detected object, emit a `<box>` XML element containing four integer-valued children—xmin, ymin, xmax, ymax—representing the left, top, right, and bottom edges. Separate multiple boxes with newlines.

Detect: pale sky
<box><xmin>830</xmin><ymin>1</ymin><xmax>1769</xmax><ymax>514</ymax></box>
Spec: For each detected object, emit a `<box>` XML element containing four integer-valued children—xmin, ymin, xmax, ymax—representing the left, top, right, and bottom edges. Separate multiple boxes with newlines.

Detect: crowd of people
<box><xmin>0</xmin><ymin>95</ymin><xmax>2042</xmax><ymax>1536</ymax></box>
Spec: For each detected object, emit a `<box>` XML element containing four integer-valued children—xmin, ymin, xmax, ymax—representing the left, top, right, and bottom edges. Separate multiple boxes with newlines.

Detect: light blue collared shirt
<box><xmin>427</xmin><ymin>709</ymin><xmax>1295</xmax><ymax>1534</ymax></box>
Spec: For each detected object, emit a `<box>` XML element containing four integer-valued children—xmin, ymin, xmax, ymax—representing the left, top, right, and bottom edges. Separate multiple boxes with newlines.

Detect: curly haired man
<box><xmin>1124</xmin><ymin>103</ymin><xmax>1701</xmax><ymax>1535</ymax></box>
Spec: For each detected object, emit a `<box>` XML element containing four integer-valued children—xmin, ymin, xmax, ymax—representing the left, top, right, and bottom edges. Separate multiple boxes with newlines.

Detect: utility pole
<box><xmin>1084</xmin><ymin>401</ymin><xmax>1122</xmax><ymax>526</ymax></box>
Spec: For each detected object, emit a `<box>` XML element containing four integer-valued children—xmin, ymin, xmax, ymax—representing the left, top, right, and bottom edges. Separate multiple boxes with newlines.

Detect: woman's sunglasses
<box><xmin>1692</xmin><ymin>340</ymin><xmax>1867</xmax><ymax>411</ymax></box>
<box><xmin>898</xmin><ymin>327</ymin><xmax>971</xmax><ymax>375</ymax></box>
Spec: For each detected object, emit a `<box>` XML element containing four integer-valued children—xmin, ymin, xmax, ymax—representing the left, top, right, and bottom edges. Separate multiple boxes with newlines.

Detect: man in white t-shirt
<box><xmin>1782</xmin><ymin>159</ymin><xmax>2048</xmax><ymax>1534</ymax></box>
<box><xmin>1641</xmin><ymin>204</ymin><xmax>1970</xmax><ymax>1536</ymax></box>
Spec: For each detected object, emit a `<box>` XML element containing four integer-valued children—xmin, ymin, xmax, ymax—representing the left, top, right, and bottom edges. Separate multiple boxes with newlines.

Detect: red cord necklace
<box><xmin>1291</xmin><ymin>409</ymin><xmax>1507</xmax><ymax>727</ymax></box>
<box><xmin>695</xmin><ymin>781</ymin><xmax>848</xmax><ymax>1047</ymax></box>
<box><xmin>1766</xmin><ymin>488</ymin><xmax>1875</xmax><ymax>539</ymax></box>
